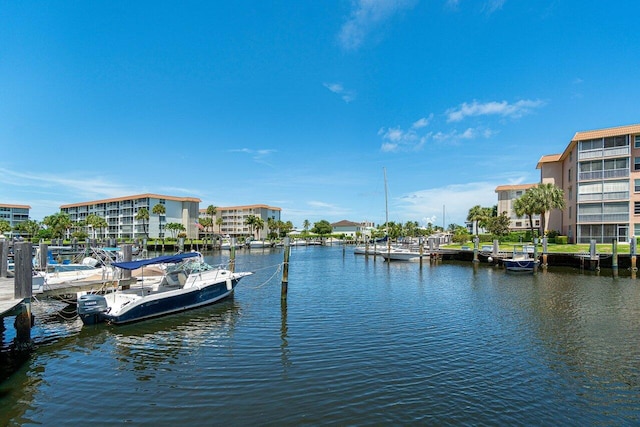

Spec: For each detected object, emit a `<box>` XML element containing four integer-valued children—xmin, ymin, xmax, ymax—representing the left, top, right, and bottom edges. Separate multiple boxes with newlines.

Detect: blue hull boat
<box><xmin>78</xmin><ymin>252</ymin><xmax>252</xmax><ymax>325</ymax></box>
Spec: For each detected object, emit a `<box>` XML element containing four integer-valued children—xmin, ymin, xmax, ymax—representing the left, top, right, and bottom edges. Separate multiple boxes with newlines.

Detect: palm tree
<box><xmin>216</xmin><ymin>217</ymin><xmax>223</xmax><ymax>234</ymax></box>
<box><xmin>152</xmin><ymin>203</ymin><xmax>166</xmax><ymax>238</ymax></box>
<box><xmin>303</xmin><ymin>219</ymin><xmax>310</xmax><ymax>232</ymax></box>
<box><xmin>244</xmin><ymin>215</ymin><xmax>258</xmax><ymax>239</ymax></box>
<box><xmin>513</xmin><ymin>191</ymin><xmax>538</xmax><ymax>240</ymax></box>
<box><xmin>135</xmin><ymin>207</ymin><xmax>150</xmax><ymax>239</ymax></box>
<box><xmin>254</xmin><ymin>217</ymin><xmax>265</xmax><ymax>240</ymax></box>
<box><xmin>531</xmin><ymin>183</ymin><xmax>566</xmax><ymax>235</ymax></box>
<box><xmin>466</xmin><ymin>205</ymin><xmax>486</xmax><ymax>236</ymax></box>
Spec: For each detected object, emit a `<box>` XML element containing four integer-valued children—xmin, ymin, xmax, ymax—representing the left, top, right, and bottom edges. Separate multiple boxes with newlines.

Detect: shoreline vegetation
<box><xmin>14</xmin><ymin>237</ymin><xmax>630</xmax><ymax>255</ymax></box>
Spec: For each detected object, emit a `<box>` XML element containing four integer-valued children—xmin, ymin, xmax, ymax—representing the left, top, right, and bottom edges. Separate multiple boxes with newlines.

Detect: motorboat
<box><xmin>77</xmin><ymin>252</ymin><xmax>252</xmax><ymax>325</ymax></box>
<box><xmin>502</xmin><ymin>246</ymin><xmax>539</xmax><ymax>272</ymax></box>
<box><xmin>379</xmin><ymin>247</ymin><xmax>428</xmax><ymax>262</ymax></box>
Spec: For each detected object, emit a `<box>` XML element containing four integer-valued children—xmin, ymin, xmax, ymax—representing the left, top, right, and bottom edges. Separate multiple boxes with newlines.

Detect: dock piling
<box><xmin>0</xmin><ymin>238</ymin><xmax>8</xmax><ymax>278</ymax></box>
<box><xmin>14</xmin><ymin>242</ymin><xmax>33</xmax><ymax>349</ymax></box>
<box><xmin>281</xmin><ymin>237</ymin><xmax>290</xmax><ymax>299</ymax></box>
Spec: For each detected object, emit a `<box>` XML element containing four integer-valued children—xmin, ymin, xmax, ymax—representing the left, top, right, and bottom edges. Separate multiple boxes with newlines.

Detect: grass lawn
<box><xmin>443</xmin><ymin>242</ymin><xmax>631</xmax><ymax>254</ymax></box>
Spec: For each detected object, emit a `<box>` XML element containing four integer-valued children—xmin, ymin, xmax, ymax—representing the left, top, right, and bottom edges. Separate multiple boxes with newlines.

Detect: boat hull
<box><xmin>503</xmin><ymin>259</ymin><xmax>538</xmax><ymax>272</ymax></box>
<box><xmin>79</xmin><ymin>278</ymin><xmax>241</xmax><ymax>325</ymax></box>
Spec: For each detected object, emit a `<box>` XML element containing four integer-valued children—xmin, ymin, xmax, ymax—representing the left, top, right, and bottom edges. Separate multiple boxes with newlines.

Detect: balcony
<box><xmin>577</xmin><ymin>213</ymin><xmax>629</xmax><ymax>223</ymax></box>
<box><xmin>578</xmin><ymin>145</ymin><xmax>630</xmax><ymax>160</ymax></box>
<box><xmin>578</xmin><ymin>191</ymin><xmax>629</xmax><ymax>202</ymax></box>
<box><xmin>578</xmin><ymin>168</ymin><xmax>629</xmax><ymax>181</ymax></box>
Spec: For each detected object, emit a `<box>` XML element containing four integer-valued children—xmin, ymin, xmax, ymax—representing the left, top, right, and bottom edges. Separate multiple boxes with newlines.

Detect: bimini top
<box><xmin>112</xmin><ymin>252</ymin><xmax>200</xmax><ymax>271</ymax></box>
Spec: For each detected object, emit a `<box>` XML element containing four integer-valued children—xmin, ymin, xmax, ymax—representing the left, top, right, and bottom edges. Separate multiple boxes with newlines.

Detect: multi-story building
<box><xmin>0</xmin><ymin>203</ymin><xmax>30</xmax><ymax>236</ymax></box>
<box><xmin>61</xmin><ymin>194</ymin><xmax>201</xmax><ymax>240</ymax></box>
<box><xmin>537</xmin><ymin>123</ymin><xmax>640</xmax><ymax>243</ymax></box>
<box><xmin>495</xmin><ymin>184</ymin><xmax>541</xmax><ymax>232</ymax></box>
<box><xmin>199</xmin><ymin>204</ymin><xmax>281</xmax><ymax>239</ymax></box>
<box><xmin>331</xmin><ymin>220</ymin><xmax>367</xmax><ymax>237</ymax></box>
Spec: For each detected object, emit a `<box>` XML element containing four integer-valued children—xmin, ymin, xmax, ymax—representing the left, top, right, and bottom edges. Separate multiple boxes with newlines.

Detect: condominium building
<box><xmin>61</xmin><ymin>194</ymin><xmax>201</xmax><ymax>239</ymax></box>
<box><xmin>199</xmin><ymin>204</ymin><xmax>281</xmax><ymax>239</ymax></box>
<box><xmin>494</xmin><ymin>184</ymin><xmax>541</xmax><ymax>232</ymax></box>
<box><xmin>0</xmin><ymin>203</ymin><xmax>30</xmax><ymax>236</ymax></box>
<box><xmin>537</xmin><ymin>123</ymin><xmax>640</xmax><ymax>243</ymax></box>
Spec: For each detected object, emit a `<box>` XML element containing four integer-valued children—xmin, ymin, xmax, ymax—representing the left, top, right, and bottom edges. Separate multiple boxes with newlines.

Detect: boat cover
<box><xmin>112</xmin><ymin>252</ymin><xmax>199</xmax><ymax>270</ymax></box>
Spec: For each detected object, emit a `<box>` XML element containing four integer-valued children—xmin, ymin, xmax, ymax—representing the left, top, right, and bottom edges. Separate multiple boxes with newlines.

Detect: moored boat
<box><xmin>77</xmin><ymin>252</ymin><xmax>252</xmax><ymax>325</ymax></box>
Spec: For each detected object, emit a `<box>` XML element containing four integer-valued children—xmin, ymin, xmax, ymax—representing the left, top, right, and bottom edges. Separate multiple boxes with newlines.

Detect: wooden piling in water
<box><xmin>229</xmin><ymin>238</ymin><xmax>236</xmax><ymax>272</ymax></box>
<box><xmin>612</xmin><ymin>239</ymin><xmax>618</xmax><ymax>277</ymax></box>
<box><xmin>281</xmin><ymin>237</ymin><xmax>290</xmax><ymax>299</ymax></box>
<box><xmin>14</xmin><ymin>242</ymin><xmax>33</xmax><ymax>349</ymax></box>
<box><xmin>0</xmin><ymin>238</ymin><xmax>8</xmax><ymax>278</ymax></box>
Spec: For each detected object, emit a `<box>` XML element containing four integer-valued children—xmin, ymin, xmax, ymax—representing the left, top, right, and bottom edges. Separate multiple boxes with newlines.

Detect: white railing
<box><xmin>577</xmin><ymin>213</ymin><xmax>629</xmax><ymax>222</ymax></box>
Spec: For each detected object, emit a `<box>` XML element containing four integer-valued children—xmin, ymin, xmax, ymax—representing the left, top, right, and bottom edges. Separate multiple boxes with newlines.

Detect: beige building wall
<box><xmin>495</xmin><ymin>184</ymin><xmax>540</xmax><ymax>232</ymax></box>
<box><xmin>537</xmin><ymin>123</ymin><xmax>640</xmax><ymax>243</ymax></box>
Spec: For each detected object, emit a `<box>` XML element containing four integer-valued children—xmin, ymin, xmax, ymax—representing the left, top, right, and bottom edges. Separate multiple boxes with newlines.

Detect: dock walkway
<box><xmin>0</xmin><ymin>277</ymin><xmax>23</xmax><ymax>317</ymax></box>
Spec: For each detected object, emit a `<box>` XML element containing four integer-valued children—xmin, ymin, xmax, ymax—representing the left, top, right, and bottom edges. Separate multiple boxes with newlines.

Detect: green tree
<box><xmin>152</xmin><ymin>203</ymin><xmax>166</xmax><ymax>238</ymax></box>
<box><xmin>42</xmin><ymin>212</ymin><xmax>73</xmax><ymax>239</ymax></box>
<box><xmin>486</xmin><ymin>211</ymin><xmax>511</xmax><ymax>237</ymax></box>
<box><xmin>244</xmin><ymin>215</ymin><xmax>258</xmax><ymax>238</ymax></box>
<box><xmin>135</xmin><ymin>207</ymin><xmax>150</xmax><ymax>239</ymax></box>
<box><xmin>216</xmin><ymin>217</ymin><xmax>224</xmax><ymax>234</ymax></box>
<box><xmin>531</xmin><ymin>183</ymin><xmax>566</xmax><ymax>235</ymax></box>
<box><xmin>513</xmin><ymin>190</ymin><xmax>538</xmax><ymax>240</ymax></box>
<box><xmin>0</xmin><ymin>219</ymin><xmax>10</xmax><ymax>235</ymax></box>
<box><xmin>15</xmin><ymin>219</ymin><xmax>41</xmax><ymax>240</ymax></box>
<box><xmin>467</xmin><ymin>205</ymin><xmax>490</xmax><ymax>236</ymax></box>
<box><xmin>303</xmin><ymin>219</ymin><xmax>310</xmax><ymax>232</ymax></box>
<box><xmin>254</xmin><ymin>217</ymin><xmax>265</xmax><ymax>239</ymax></box>
<box><xmin>86</xmin><ymin>214</ymin><xmax>108</xmax><ymax>239</ymax></box>
<box><xmin>311</xmin><ymin>220</ymin><xmax>333</xmax><ymax>236</ymax></box>
<box><xmin>165</xmin><ymin>222</ymin><xmax>185</xmax><ymax>239</ymax></box>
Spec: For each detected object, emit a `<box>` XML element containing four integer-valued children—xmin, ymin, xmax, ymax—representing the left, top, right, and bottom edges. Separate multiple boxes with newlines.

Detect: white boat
<box><xmin>248</xmin><ymin>240</ymin><xmax>273</xmax><ymax>249</ymax></box>
<box><xmin>502</xmin><ymin>245</ymin><xmax>538</xmax><ymax>272</ymax></box>
<box><xmin>379</xmin><ymin>247</ymin><xmax>428</xmax><ymax>262</ymax></box>
<box><xmin>220</xmin><ymin>239</ymin><xmax>243</xmax><ymax>250</ymax></box>
<box><xmin>77</xmin><ymin>252</ymin><xmax>252</xmax><ymax>325</ymax></box>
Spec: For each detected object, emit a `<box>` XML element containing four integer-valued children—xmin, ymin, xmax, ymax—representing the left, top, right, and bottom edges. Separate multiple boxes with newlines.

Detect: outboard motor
<box><xmin>78</xmin><ymin>294</ymin><xmax>108</xmax><ymax>325</ymax></box>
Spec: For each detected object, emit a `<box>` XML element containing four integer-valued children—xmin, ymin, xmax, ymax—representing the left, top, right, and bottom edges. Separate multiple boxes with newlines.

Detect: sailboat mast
<box><xmin>384</xmin><ymin>167</ymin><xmax>390</xmax><ymax>254</ymax></box>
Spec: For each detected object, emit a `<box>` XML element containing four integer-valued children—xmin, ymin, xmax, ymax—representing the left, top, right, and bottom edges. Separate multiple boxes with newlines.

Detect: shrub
<box><xmin>452</xmin><ymin>233</ymin><xmax>470</xmax><ymax>244</ymax></box>
<box><xmin>555</xmin><ymin>235</ymin><xmax>568</xmax><ymax>244</ymax></box>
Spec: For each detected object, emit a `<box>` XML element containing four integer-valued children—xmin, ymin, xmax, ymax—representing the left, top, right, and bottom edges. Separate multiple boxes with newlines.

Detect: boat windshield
<box><xmin>166</xmin><ymin>259</ymin><xmax>216</xmax><ymax>276</ymax></box>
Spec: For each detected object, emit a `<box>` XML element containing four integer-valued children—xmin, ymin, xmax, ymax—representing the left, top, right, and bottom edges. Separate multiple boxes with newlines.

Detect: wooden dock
<box><xmin>0</xmin><ymin>277</ymin><xmax>23</xmax><ymax>318</ymax></box>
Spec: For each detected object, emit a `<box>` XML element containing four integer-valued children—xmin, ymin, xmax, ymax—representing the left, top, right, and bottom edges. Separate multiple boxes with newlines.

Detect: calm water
<box><xmin>1</xmin><ymin>246</ymin><xmax>640</xmax><ymax>425</ymax></box>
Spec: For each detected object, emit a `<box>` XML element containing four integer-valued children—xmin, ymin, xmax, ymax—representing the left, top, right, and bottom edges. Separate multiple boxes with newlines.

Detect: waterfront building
<box><xmin>0</xmin><ymin>203</ymin><xmax>30</xmax><ymax>237</ymax></box>
<box><xmin>330</xmin><ymin>220</ymin><xmax>367</xmax><ymax>238</ymax></box>
<box><xmin>61</xmin><ymin>194</ymin><xmax>201</xmax><ymax>240</ymax></box>
<box><xmin>537</xmin><ymin>123</ymin><xmax>640</xmax><ymax>243</ymax></box>
<box><xmin>494</xmin><ymin>184</ymin><xmax>541</xmax><ymax>232</ymax></box>
<box><xmin>199</xmin><ymin>204</ymin><xmax>281</xmax><ymax>239</ymax></box>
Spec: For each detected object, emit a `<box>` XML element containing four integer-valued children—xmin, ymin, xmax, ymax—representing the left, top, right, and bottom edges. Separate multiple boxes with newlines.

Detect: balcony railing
<box><xmin>578</xmin><ymin>168</ymin><xmax>629</xmax><ymax>181</ymax></box>
<box><xmin>577</xmin><ymin>213</ymin><xmax>629</xmax><ymax>223</ymax></box>
<box><xmin>578</xmin><ymin>191</ymin><xmax>629</xmax><ymax>202</ymax></box>
<box><xmin>578</xmin><ymin>146</ymin><xmax>630</xmax><ymax>160</ymax></box>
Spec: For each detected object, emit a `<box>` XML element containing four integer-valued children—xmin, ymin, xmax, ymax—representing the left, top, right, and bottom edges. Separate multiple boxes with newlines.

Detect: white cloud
<box><xmin>323</xmin><ymin>82</ymin><xmax>356</xmax><ymax>103</ymax></box>
<box><xmin>396</xmin><ymin>181</ymin><xmax>499</xmax><ymax>226</ymax></box>
<box><xmin>338</xmin><ymin>0</ymin><xmax>417</xmax><ymax>50</ymax></box>
<box><xmin>484</xmin><ymin>0</ymin><xmax>506</xmax><ymax>14</ymax></box>
<box><xmin>446</xmin><ymin>99</ymin><xmax>545</xmax><ymax>122</ymax></box>
<box><xmin>229</xmin><ymin>148</ymin><xmax>276</xmax><ymax>165</ymax></box>
<box><xmin>412</xmin><ymin>115</ymin><xmax>433</xmax><ymax>129</ymax></box>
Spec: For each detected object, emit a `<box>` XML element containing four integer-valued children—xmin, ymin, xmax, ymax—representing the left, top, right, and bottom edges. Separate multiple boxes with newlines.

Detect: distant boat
<box><xmin>502</xmin><ymin>246</ymin><xmax>538</xmax><ymax>272</ymax></box>
<box><xmin>77</xmin><ymin>252</ymin><xmax>252</xmax><ymax>325</ymax></box>
<box><xmin>379</xmin><ymin>247</ymin><xmax>427</xmax><ymax>262</ymax></box>
<box><xmin>248</xmin><ymin>240</ymin><xmax>273</xmax><ymax>249</ymax></box>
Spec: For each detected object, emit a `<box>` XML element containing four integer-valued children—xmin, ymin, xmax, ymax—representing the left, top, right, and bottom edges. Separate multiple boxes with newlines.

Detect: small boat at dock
<box><xmin>77</xmin><ymin>252</ymin><xmax>252</xmax><ymax>325</ymax></box>
<box><xmin>502</xmin><ymin>245</ymin><xmax>539</xmax><ymax>272</ymax></box>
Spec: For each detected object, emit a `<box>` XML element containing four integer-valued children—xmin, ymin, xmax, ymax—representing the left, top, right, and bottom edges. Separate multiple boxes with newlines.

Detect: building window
<box><xmin>635</xmin><ymin>179</ymin><xmax>640</xmax><ymax>193</ymax></box>
<box><xmin>635</xmin><ymin>135</ymin><xmax>640</xmax><ymax>149</ymax></box>
<box><xmin>569</xmin><ymin>150</ymin><xmax>572</xmax><ymax>162</ymax></box>
<box><xmin>515</xmin><ymin>221</ymin><xmax>522</xmax><ymax>227</ymax></box>
<box><xmin>535</xmin><ymin>220</ymin><xmax>540</xmax><ymax>226</ymax></box>
<box><xmin>635</xmin><ymin>157</ymin><xmax>640</xmax><ymax>171</ymax></box>
<box><xmin>568</xmin><ymin>168</ymin><xmax>572</xmax><ymax>182</ymax></box>
<box><xmin>569</xmin><ymin>206</ymin><xmax>572</xmax><ymax>219</ymax></box>
<box><xmin>568</xmin><ymin>188</ymin><xmax>572</xmax><ymax>201</ymax></box>
<box><xmin>635</xmin><ymin>202</ymin><xmax>640</xmax><ymax>215</ymax></box>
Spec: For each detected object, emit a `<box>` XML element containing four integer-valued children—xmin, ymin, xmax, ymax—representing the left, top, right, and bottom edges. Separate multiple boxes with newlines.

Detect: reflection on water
<box><xmin>1</xmin><ymin>246</ymin><xmax>640</xmax><ymax>425</ymax></box>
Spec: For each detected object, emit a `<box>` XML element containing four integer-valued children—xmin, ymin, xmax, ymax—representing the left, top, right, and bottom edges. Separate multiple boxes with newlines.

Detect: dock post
<box><xmin>14</xmin><ymin>242</ymin><xmax>33</xmax><ymax>350</ymax></box>
<box><xmin>281</xmin><ymin>237</ymin><xmax>290</xmax><ymax>299</ymax></box>
<box><xmin>365</xmin><ymin>239</ymin><xmax>369</xmax><ymax>258</ymax></box>
<box><xmin>612</xmin><ymin>239</ymin><xmax>618</xmax><ymax>277</ymax></box>
<box><xmin>0</xmin><ymin>238</ymin><xmax>8</xmax><ymax>278</ymax></box>
<box><xmin>473</xmin><ymin>236</ymin><xmax>479</xmax><ymax>263</ymax></box>
<box><xmin>229</xmin><ymin>238</ymin><xmax>236</xmax><ymax>272</ymax></box>
<box><xmin>589</xmin><ymin>239</ymin><xmax>598</xmax><ymax>271</ymax></box>
<box><xmin>542</xmin><ymin>237</ymin><xmax>548</xmax><ymax>268</ymax></box>
<box><xmin>419</xmin><ymin>242</ymin><xmax>424</xmax><ymax>268</ymax></box>
<box><xmin>38</xmin><ymin>243</ymin><xmax>48</xmax><ymax>271</ymax></box>
<box><xmin>631</xmin><ymin>237</ymin><xmax>637</xmax><ymax>277</ymax></box>
<box><xmin>122</xmin><ymin>244</ymin><xmax>132</xmax><ymax>282</ymax></box>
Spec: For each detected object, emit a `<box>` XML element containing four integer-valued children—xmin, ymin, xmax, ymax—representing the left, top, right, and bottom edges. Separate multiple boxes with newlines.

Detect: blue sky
<box><xmin>1</xmin><ymin>1</ymin><xmax>639</xmax><ymax>229</ymax></box>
